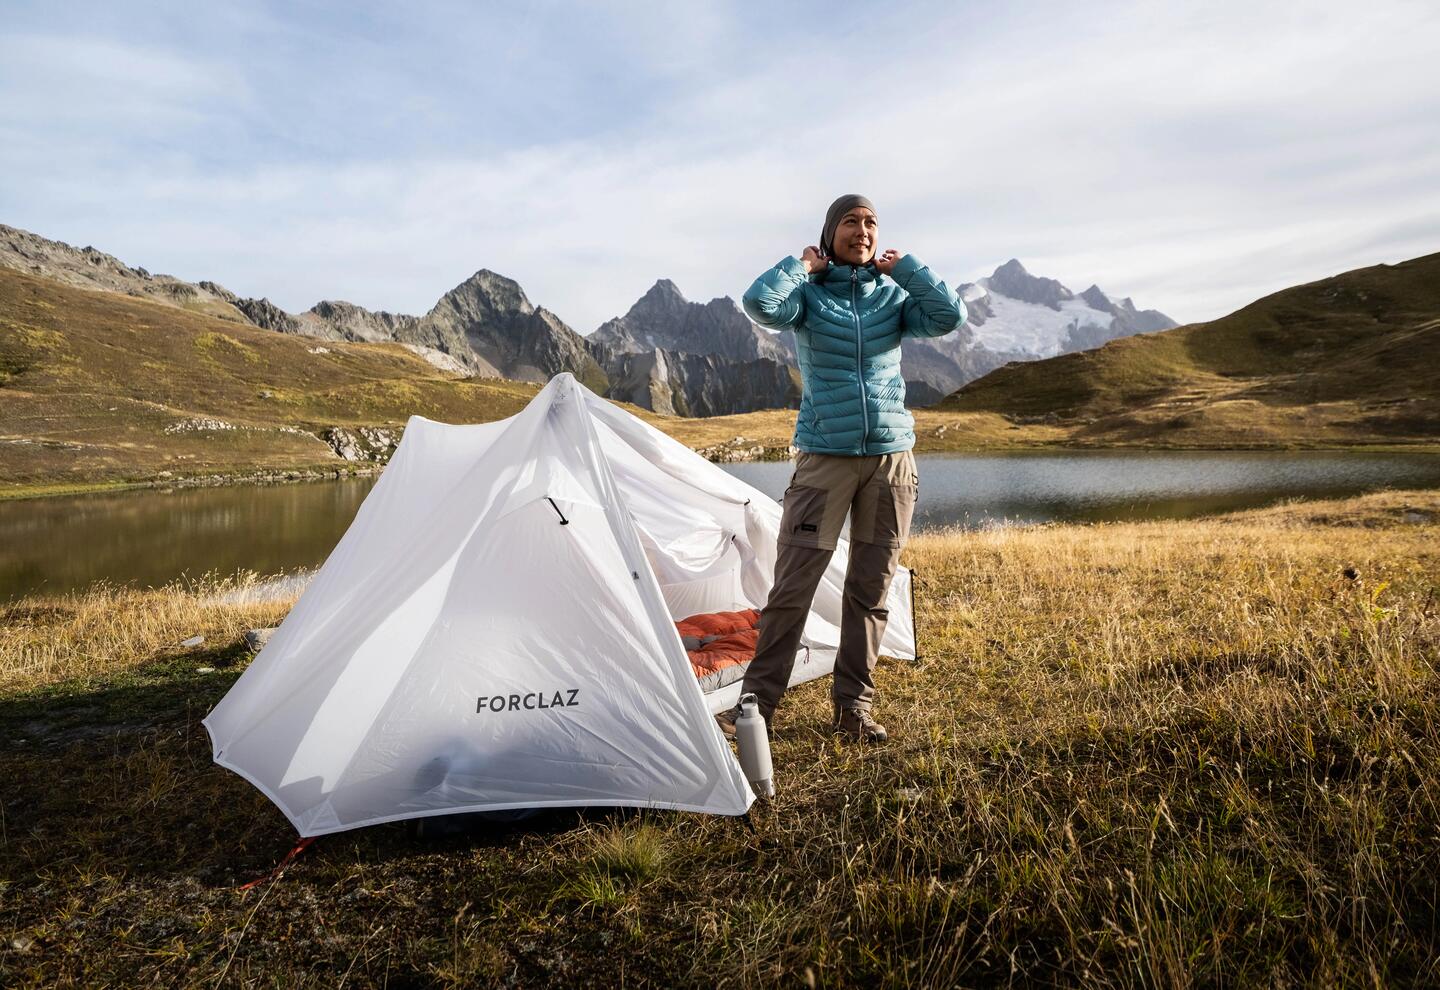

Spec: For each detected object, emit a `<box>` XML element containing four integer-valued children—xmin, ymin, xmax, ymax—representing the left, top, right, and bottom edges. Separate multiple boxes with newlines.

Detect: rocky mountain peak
<box><xmin>587</xmin><ymin>276</ymin><xmax>797</xmax><ymax>372</ymax></box>
<box><xmin>625</xmin><ymin>278</ymin><xmax>691</xmax><ymax>322</ymax></box>
<box><xmin>300</xmin><ymin>299</ymin><xmax>416</xmax><ymax>343</ymax></box>
<box><xmin>430</xmin><ymin>269</ymin><xmax>535</xmax><ymax>321</ymax></box>
<box><xmin>1080</xmin><ymin>285</ymin><xmax>1116</xmax><ymax>314</ymax></box>
<box><xmin>311</xmin><ymin>299</ymin><xmax>368</xmax><ymax>321</ymax></box>
<box><xmin>985</xmin><ymin>258</ymin><xmax>1075</xmax><ymax>311</ymax></box>
<box><xmin>646</xmin><ymin>277</ymin><xmax>685</xmax><ymax>299</ymax></box>
<box><xmin>233</xmin><ymin>297</ymin><xmax>300</xmax><ymax>333</ymax></box>
<box><xmin>197</xmin><ymin>280</ymin><xmax>239</xmax><ymax>303</ymax></box>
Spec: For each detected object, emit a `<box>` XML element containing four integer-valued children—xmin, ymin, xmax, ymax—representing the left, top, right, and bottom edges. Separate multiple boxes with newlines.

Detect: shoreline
<box><xmin>3</xmin><ymin>439</ymin><xmax>1440</xmax><ymax>502</ymax></box>
<box><xmin>0</xmin><ymin>463</ymin><xmax>385</xmax><ymax>502</ymax></box>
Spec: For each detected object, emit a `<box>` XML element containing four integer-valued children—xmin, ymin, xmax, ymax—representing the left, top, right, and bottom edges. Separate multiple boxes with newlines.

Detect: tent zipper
<box><xmin>852</xmin><ymin>267</ymin><xmax>867</xmax><ymax>455</ymax></box>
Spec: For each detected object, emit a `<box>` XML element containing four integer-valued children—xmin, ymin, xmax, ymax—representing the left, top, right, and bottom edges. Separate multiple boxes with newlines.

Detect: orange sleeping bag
<box><xmin>675</xmin><ymin>608</ymin><xmax>761</xmax><ymax>692</ymax></box>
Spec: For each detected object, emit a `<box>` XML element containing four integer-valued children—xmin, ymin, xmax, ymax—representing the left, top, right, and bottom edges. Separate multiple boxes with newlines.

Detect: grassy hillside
<box><xmin>7</xmin><ymin>250</ymin><xmax>1439</xmax><ymax>498</ymax></box>
<box><xmin>0</xmin><ymin>267</ymin><xmax>1069</xmax><ymax>495</ymax></box>
<box><xmin>0</xmin><ymin>268</ymin><xmax>555</xmax><ymax>491</ymax></box>
<box><xmin>937</xmin><ymin>251</ymin><xmax>1440</xmax><ymax>446</ymax></box>
<box><xmin>2</xmin><ymin>489</ymin><xmax>1437</xmax><ymax>985</ymax></box>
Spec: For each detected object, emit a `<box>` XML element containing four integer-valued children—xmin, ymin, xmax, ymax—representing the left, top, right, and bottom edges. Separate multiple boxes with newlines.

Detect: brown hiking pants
<box><xmin>741</xmin><ymin>449</ymin><xmax>917</xmax><ymax>717</ymax></box>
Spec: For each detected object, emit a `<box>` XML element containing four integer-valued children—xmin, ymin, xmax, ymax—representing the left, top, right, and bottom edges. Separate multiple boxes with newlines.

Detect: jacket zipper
<box><xmin>852</xmin><ymin>267</ymin><xmax>867</xmax><ymax>454</ymax></box>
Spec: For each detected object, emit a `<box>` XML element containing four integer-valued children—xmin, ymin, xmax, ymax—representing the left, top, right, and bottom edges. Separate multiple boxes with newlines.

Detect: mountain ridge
<box><xmin>936</xmin><ymin>251</ymin><xmax>1440</xmax><ymax>445</ymax></box>
<box><xmin>4</xmin><ymin>246</ymin><xmax>1439</xmax><ymax>496</ymax></box>
<box><xmin>0</xmin><ymin>221</ymin><xmax>1177</xmax><ymax>414</ymax></box>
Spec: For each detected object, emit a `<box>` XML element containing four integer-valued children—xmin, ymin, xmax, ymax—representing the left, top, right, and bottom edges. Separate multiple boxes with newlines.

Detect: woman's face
<box><xmin>830</xmin><ymin>207</ymin><xmax>878</xmax><ymax>265</ymax></box>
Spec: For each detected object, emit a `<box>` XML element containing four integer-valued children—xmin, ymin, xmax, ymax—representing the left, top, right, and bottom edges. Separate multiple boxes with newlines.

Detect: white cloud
<box><xmin>2</xmin><ymin>0</ymin><xmax>1438</xmax><ymax>331</ymax></box>
<box><xmin>0</xmin><ymin>32</ymin><xmax>251</xmax><ymax>141</ymax></box>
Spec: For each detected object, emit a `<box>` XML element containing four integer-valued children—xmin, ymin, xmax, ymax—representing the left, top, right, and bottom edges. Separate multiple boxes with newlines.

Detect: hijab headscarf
<box><xmin>819</xmin><ymin>194</ymin><xmax>877</xmax><ymax>264</ymax></box>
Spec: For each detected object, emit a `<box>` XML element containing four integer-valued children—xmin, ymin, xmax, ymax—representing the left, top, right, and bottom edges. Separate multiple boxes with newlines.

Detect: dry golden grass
<box><xmin>636</xmin><ymin>406</ymin><xmax>798</xmax><ymax>452</ymax></box>
<box><xmin>0</xmin><ymin>573</ymin><xmax>296</xmax><ymax>694</ymax></box>
<box><xmin>645</xmin><ymin>406</ymin><xmax>1072</xmax><ymax>455</ymax></box>
<box><xmin>2</xmin><ymin>490</ymin><xmax>1438</xmax><ymax>986</ymax></box>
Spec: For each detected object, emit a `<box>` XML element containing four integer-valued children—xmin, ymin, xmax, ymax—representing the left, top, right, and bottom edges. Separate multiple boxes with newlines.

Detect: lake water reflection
<box><xmin>4</xmin><ymin>450</ymin><xmax>1439</xmax><ymax>602</ymax></box>
<box><xmin>721</xmin><ymin>450</ymin><xmax>1440</xmax><ymax>529</ymax></box>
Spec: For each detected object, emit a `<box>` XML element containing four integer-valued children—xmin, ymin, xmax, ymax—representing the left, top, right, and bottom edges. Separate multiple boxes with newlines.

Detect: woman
<box><xmin>717</xmin><ymin>193</ymin><xmax>967</xmax><ymax>743</ymax></box>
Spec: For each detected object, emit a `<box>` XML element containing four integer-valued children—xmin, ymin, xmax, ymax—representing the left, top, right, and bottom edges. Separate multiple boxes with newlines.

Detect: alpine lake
<box><xmin>5</xmin><ymin>448</ymin><xmax>1440</xmax><ymax>603</ymax></box>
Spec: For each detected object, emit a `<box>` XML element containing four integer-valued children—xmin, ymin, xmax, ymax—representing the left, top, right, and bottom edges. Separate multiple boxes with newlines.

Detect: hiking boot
<box><xmin>834</xmin><ymin>707</ymin><xmax>888</xmax><ymax>743</ymax></box>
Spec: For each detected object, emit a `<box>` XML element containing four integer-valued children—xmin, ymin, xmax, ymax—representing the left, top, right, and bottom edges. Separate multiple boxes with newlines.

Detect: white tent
<box><xmin>204</xmin><ymin>373</ymin><xmax>917</xmax><ymax>836</ymax></box>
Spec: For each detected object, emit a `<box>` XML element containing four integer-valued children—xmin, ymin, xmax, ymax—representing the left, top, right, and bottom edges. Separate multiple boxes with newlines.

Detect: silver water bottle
<box><xmin>734</xmin><ymin>692</ymin><xmax>775</xmax><ymax>798</ymax></box>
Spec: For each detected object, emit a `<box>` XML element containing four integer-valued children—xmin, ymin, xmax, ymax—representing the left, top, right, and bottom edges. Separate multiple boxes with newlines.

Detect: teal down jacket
<box><xmin>742</xmin><ymin>254</ymin><xmax>967</xmax><ymax>455</ymax></box>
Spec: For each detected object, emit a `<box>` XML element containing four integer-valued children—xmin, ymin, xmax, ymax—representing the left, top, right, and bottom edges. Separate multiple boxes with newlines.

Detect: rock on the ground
<box><xmin>243</xmin><ymin>627</ymin><xmax>276</xmax><ymax>651</ymax></box>
<box><xmin>321</xmin><ymin>426</ymin><xmax>401</xmax><ymax>462</ymax></box>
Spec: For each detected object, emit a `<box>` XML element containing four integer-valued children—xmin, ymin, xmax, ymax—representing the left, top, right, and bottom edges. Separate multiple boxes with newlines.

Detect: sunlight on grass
<box><xmin>0</xmin><ymin>571</ymin><xmax>296</xmax><ymax>693</ymax></box>
<box><xmin>2</xmin><ymin>489</ymin><xmax>1437</xmax><ymax>986</ymax></box>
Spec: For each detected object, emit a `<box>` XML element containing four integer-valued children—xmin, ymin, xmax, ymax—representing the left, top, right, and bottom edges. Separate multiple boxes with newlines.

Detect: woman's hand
<box><xmin>874</xmin><ymin>249</ymin><xmax>902</xmax><ymax>276</ymax></box>
<box><xmin>800</xmin><ymin>246</ymin><xmax>827</xmax><ymax>274</ymax></box>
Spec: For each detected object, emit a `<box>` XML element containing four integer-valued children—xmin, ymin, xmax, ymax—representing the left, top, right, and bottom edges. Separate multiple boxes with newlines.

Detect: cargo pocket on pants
<box><xmin>872</xmin><ymin>481</ymin><xmax>916</xmax><ymax>549</ymax></box>
<box><xmin>778</xmin><ymin>484</ymin><xmax>829</xmax><ymax>548</ymax></box>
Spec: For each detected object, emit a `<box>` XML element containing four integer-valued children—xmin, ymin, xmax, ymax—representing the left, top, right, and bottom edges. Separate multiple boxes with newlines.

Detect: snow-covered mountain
<box><xmin>959</xmin><ymin>259</ymin><xmax>1176</xmax><ymax>359</ymax></box>
<box><xmin>896</xmin><ymin>260</ymin><xmax>1176</xmax><ymax>403</ymax></box>
<box><xmin>584</xmin><ymin>260</ymin><xmax>1177</xmax><ymax>410</ymax></box>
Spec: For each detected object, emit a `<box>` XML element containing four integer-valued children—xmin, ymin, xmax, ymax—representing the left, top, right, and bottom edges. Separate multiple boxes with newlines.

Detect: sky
<box><xmin>3</xmin><ymin>0</ymin><xmax>1438</xmax><ymax>332</ymax></box>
